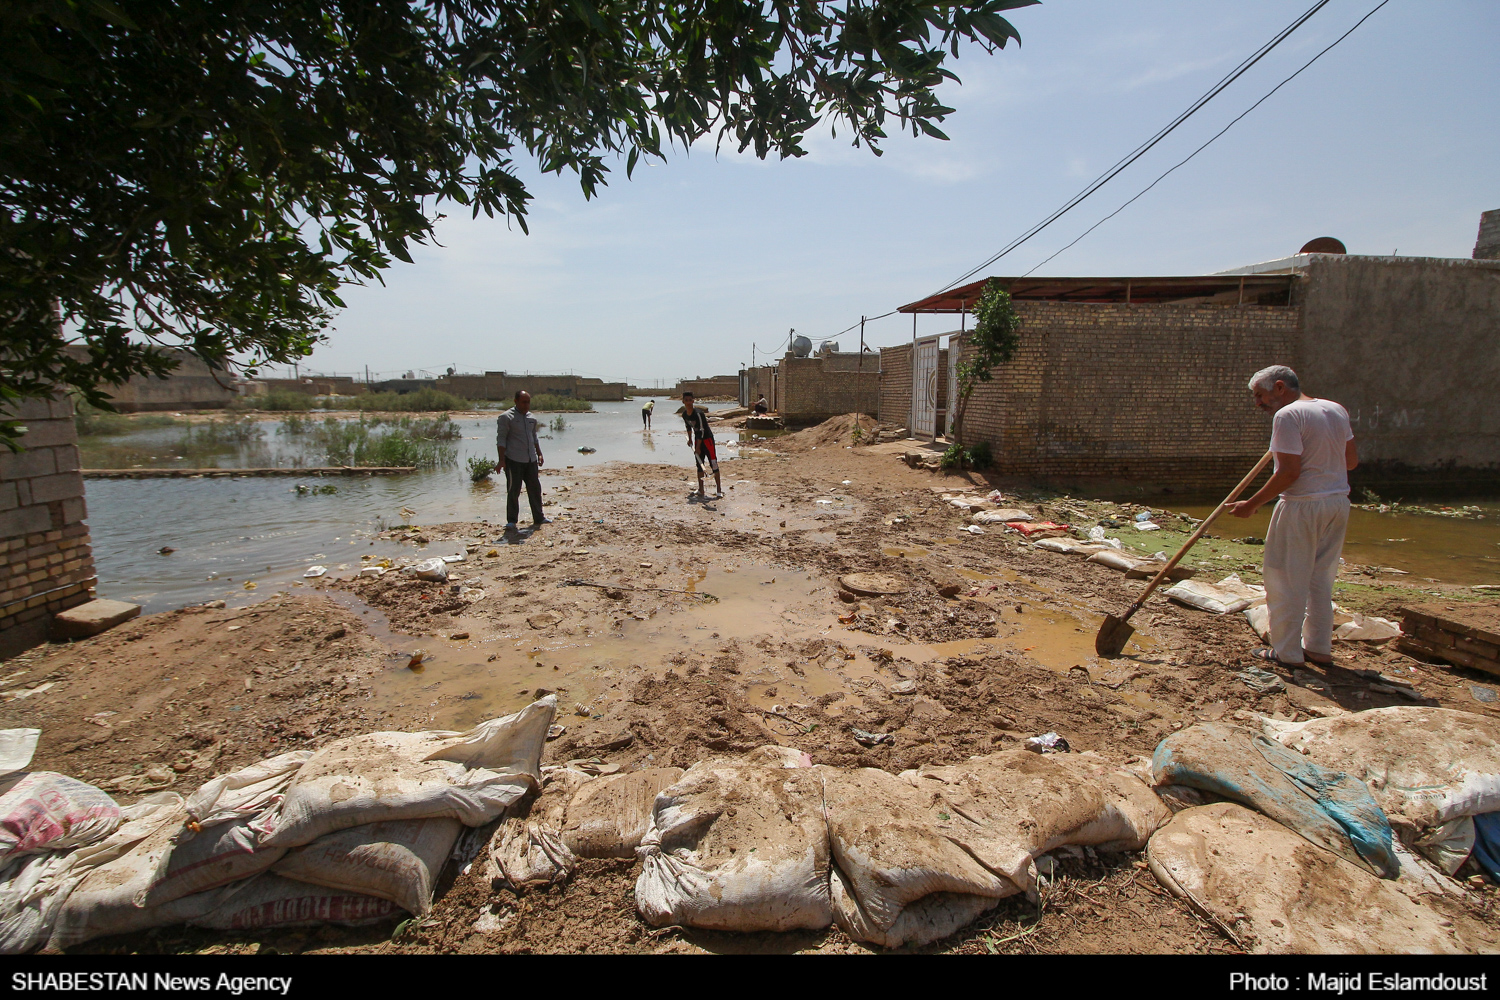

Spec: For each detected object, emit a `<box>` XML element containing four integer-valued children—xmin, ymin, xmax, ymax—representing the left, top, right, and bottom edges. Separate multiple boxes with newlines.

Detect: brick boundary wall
<box><xmin>774</xmin><ymin>357</ymin><xmax>879</xmax><ymax>424</ymax></box>
<box><xmin>1</xmin><ymin>395</ymin><xmax>97</xmax><ymax>657</ymax></box>
<box><xmin>952</xmin><ymin>301</ymin><xmax>1302</xmax><ymax>494</ymax></box>
<box><xmin>1474</xmin><ymin>209</ymin><xmax>1500</xmax><ymax>260</ymax></box>
<box><xmin>878</xmin><ymin>345</ymin><xmax>912</xmax><ymax>426</ymax></box>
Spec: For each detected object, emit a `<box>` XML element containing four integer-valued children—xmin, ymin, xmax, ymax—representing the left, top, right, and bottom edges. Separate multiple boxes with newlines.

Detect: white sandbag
<box><xmin>139</xmin><ymin>818</ymin><xmax>285</xmax><ymax>907</ymax></box>
<box><xmin>1147</xmin><ymin>802</ymin><xmax>1470</xmax><ymax>953</ymax></box>
<box><xmin>1415</xmin><ymin>816</ymin><xmax>1475</xmax><ymax>875</ymax></box>
<box><xmin>273</xmin><ymin>817</ymin><xmax>461</xmax><ymax>916</ymax></box>
<box><xmin>45</xmin><ymin>792</ymin><xmax>189</xmax><ymax>950</ymax></box>
<box><xmin>1</xmin><ymin>772</ymin><xmax>121</xmax><ymax>863</ymax></box>
<box><xmin>562</xmin><ymin>767</ymin><xmax>684</xmax><ymax>859</ymax></box>
<box><xmin>823</xmin><ymin>767</ymin><xmax>1011</xmax><ymax>949</ymax></box>
<box><xmin>1033</xmin><ymin>537</ymin><xmax>1078</xmax><ymax>553</ymax></box>
<box><xmin>263</xmin><ymin>697</ymin><xmax>554</xmax><ymax>849</ymax></box>
<box><xmin>635</xmin><ymin>759</ymin><xmax>830</xmax><ymax>932</ymax></box>
<box><xmin>1163</xmin><ymin>573</ymin><xmax>1265</xmax><ymax>615</ymax></box>
<box><xmin>1244</xmin><ymin>603</ymin><xmax>1271</xmax><ymax>641</ymax></box>
<box><xmin>1</xmin><ymin>852</ymin><xmax>74</xmax><ymax>954</ymax></box>
<box><xmin>488</xmin><ymin>767</ymin><xmax>592</xmax><ymax>890</ymax></box>
<box><xmin>0</xmin><ymin>730</ymin><xmax>40</xmax><ymax>779</ymax></box>
<box><xmin>1263</xmin><ymin>706</ymin><xmax>1500</xmax><ymax>829</ymax></box>
<box><xmin>971</xmin><ymin>509</ymin><xmax>1033</xmax><ymax>524</ymax></box>
<box><xmin>1332</xmin><ymin>613</ymin><xmax>1402</xmax><ymax>641</ymax></box>
<box><xmin>184</xmin><ymin>750</ymin><xmax>312</xmax><ymax>828</ymax></box>
<box><xmin>1086</xmin><ymin>550</ymin><xmax>1149</xmax><ymax>573</ymax></box>
<box><xmin>189</xmin><ymin>873</ymin><xmax>403</xmax><ymax>930</ymax></box>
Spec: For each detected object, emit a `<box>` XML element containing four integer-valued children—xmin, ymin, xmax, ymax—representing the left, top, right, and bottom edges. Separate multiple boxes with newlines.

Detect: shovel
<box><xmin>1094</xmin><ymin>451</ymin><xmax>1274</xmax><ymax>658</ymax></box>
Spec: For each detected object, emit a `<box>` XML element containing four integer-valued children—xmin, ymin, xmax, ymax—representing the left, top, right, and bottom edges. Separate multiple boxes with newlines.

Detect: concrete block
<box><xmin>0</xmin><ymin>505</ymin><xmax>51</xmax><ymax>540</ymax></box>
<box><xmin>15</xmin><ymin>419</ymin><xmax>76</xmax><ymax>449</ymax></box>
<box><xmin>27</xmin><ymin>472</ymin><xmax>83</xmax><ymax>505</ymax></box>
<box><xmin>0</xmin><ymin>398</ymin><xmax>54</xmax><ymax>422</ymax></box>
<box><xmin>49</xmin><ymin>397</ymin><xmax>76</xmax><ymax>420</ymax></box>
<box><xmin>53</xmin><ymin>446</ymin><xmax>80</xmax><ymax>473</ymax></box>
<box><xmin>51</xmin><ymin>598</ymin><xmax>141</xmax><ymax>639</ymax></box>
<box><xmin>0</xmin><ymin>482</ymin><xmax>15</xmax><ymax>512</ymax></box>
<box><xmin>60</xmin><ymin>496</ymin><xmax>87</xmax><ymax>524</ymax></box>
<box><xmin>0</xmin><ymin>447</ymin><xmax>57</xmax><ymax>480</ymax></box>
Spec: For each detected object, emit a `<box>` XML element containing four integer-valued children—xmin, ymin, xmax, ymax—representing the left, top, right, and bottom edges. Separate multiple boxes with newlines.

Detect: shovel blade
<box><xmin>1095</xmin><ymin>614</ymin><xmax>1136</xmax><ymax>658</ymax></box>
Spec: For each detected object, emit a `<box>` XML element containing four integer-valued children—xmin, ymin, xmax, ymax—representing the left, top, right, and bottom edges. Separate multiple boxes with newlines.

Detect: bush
<box><xmin>352</xmin><ymin>388</ymin><xmax>470</xmax><ymax>412</ymax></box>
<box><xmin>529</xmin><ymin>393</ymin><xmax>592</xmax><ymax>412</ymax></box>
<box><xmin>73</xmin><ymin>399</ymin><xmax>132</xmax><ymax>436</ymax></box>
<box><xmin>258</xmin><ymin>390</ymin><xmax>314</xmax><ymax>411</ymax></box>
<box><xmin>467</xmin><ymin>455</ymin><xmax>498</xmax><ymax>481</ymax></box>
<box><xmin>549</xmin><ymin>414</ymin><xmax>567</xmax><ymax>432</ymax></box>
<box><xmin>939</xmin><ymin>440</ymin><xmax>993</xmax><ymax>471</ymax></box>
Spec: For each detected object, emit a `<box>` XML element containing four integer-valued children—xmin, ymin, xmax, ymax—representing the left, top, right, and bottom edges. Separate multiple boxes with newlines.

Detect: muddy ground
<box><xmin>5</xmin><ymin>415</ymin><xmax>1498</xmax><ymax>954</ymax></box>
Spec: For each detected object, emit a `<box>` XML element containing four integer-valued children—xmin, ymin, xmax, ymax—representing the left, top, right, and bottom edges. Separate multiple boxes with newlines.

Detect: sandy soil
<box><xmin>5</xmin><ymin>415</ymin><xmax>1498</xmax><ymax>955</ymax></box>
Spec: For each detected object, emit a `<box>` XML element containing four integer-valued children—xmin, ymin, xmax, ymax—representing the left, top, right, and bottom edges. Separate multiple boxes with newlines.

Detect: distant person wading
<box><xmin>1228</xmin><ymin>365</ymin><xmax>1358</xmax><ymax>668</ymax></box>
<box><xmin>496</xmin><ymin>390</ymin><xmax>551</xmax><ymax>532</ymax></box>
<box><xmin>642</xmin><ymin>397</ymin><xmax>654</xmax><ymax>429</ymax></box>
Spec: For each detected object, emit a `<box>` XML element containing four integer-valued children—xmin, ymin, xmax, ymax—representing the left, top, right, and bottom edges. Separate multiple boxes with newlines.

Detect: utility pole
<box><xmin>858</xmin><ymin>316</ymin><xmax>865</xmax><ymax>371</ymax></box>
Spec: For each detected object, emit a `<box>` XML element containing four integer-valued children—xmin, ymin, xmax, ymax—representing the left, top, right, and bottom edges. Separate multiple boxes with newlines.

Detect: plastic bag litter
<box><xmin>1244</xmin><ymin>604</ymin><xmax>1271</xmax><ymax>642</ymax></box>
<box><xmin>1</xmin><ymin>772</ymin><xmax>121</xmax><ymax>864</ymax></box>
<box><xmin>188</xmin><ymin>873</ymin><xmax>402</xmax><ymax>931</ymax></box>
<box><xmin>1473</xmin><ymin>811</ymin><xmax>1500</xmax><ymax>883</ymax></box>
<box><xmin>1134</xmin><ymin>522</ymin><xmax>1161</xmax><ymax>531</ymax></box>
<box><xmin>1163</xmin><ymin>574</ymin><xmax>1266</xmax><ymax>615</ymax></box>
<box><xmin>303</xmin><ymin>566</ymin><xmax>327</xmax><ymax>578</ymax></box>
<box><xmin>406</xmin><ymin>557</ymin><xmax>449</xmax><ymax>582</ymax></box>
<box><xmin>0</xmin><ymin>730</ymin><xmax>39</xmax><ymax>779</ymax></box>
<box><xmin>1261</xmin><ymin>706</ymin><xmax>1500</xmax><ymax>831</ymax></box>
<box><xmin>263</xmin><ymin>697</ymin><xmax>554</xmax><ymax>850</ymax></box>
<box><xmin>1033</xmin><ymin>538</ymin><xmax>1102</xmax><ymax>554</ymax></box>
<box><xmin>1087</xmin><ymin>526</ymin><xmax>1122</xmax><ymax>549</ymax></box>
<box><xmin>635</xmin><ymin>755</ymin><xmax>831</xmax><ymax>932</ymax></box>
<box><xmin>273</xmin><ymin>817</ymin><xmax>462</xmax><ymax>916</ymax></box>
<box><xmin>1147</xmin><ymin>802</ymin><xmax>1469</xmax><ymax>954</ymax></box>
<box><xmin>960</xmin><ymin>525</ymin><xmax>984</xmax><ymax>535</ymax></box>
<box><xmin>562</xmin><ymin>767</ymin><xmax>684</xmax><ymax>859</ymax></box>
<box><xmin>1153</xmin><ymin>722</ymin><xmax>1398</xmax><ymax>878</ymax></box>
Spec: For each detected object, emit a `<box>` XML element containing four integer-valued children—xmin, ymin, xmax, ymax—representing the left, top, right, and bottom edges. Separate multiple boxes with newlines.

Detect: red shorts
<box><xmin>694</xmin><ymin>437</ymin><xmax>719</xmax><ymax>472</ymax></box>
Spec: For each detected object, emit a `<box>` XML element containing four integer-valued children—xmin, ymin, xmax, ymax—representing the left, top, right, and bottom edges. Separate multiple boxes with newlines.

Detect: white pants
<box><xmin>1263</xmin><ymin>493</ymin><xmax>1349</xmax><ymax>664</ymax></box>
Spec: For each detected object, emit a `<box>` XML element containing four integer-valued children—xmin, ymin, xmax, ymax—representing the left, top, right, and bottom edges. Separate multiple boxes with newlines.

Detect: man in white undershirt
<box><xmin>1228</xmin><ymin>365</ymin><xmax>1359</xmax><ymax>668</ymax></box>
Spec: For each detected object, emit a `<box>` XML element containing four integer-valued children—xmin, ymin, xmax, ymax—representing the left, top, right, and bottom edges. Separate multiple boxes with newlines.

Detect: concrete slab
<box><xmin>52</xmin><ymin>599</ymin><xmax>141</xmax><ymax>640</ymax></box>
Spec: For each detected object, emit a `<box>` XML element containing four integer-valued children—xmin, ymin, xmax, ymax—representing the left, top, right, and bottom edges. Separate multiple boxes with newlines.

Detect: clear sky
<box><xmin>307</xmin><ymin>0</ymin><xmax>1498</xmax><ymax>387</ymax></box>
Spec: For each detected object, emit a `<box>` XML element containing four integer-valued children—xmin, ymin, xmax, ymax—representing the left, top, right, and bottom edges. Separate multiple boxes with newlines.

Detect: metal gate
<box><xmin>910</xmin><ymin>336</ymin><xmax>940</xmax><ymax>440</ymax></box>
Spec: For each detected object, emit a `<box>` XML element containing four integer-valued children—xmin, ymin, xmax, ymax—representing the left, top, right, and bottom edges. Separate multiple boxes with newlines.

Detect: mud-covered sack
<box><xmin>1153</xmin><ymin>722</ymin><xmax>1397</xmax><ymax>878</ymax></box>
<box><xmin>1262</xmin><ymin>706</ymin><xmax>1500</xmax><ymax>831</ymax></box>
<box><xmin>1148</xmin><ymin>802</ymin><xmax>1471</xmax><ymax>954</ymax></box>
<box><xmin>189</xmin><ymin>873</ymin><xmax>402</xmax><ymax>931</ymax></box>
<box><xmin>263</xmin><ymin>697</ymin><xmax>555</xmax><ymax>849</ymax></box>
<box><xmin>1</xmin><ymin>772</ymin><xmax>121</xmax><ymax>864</ymax></box>
<box><xmin>1163</xmin><ymin>574</ymin><xmax>1265</xmax><ymax>615</ymax></box>
<box><xmin>273</xmin><ymin>817</ymin><xmax>461</xmax><ymax>916</ymax></box>
<box><xmin>823</xmin><ymin>767</ymin><xmax>1011</xmax><ymax>949</ymax></box>
<box><xmin>185</xmin><ymin>750</ymin><xmax>312</xmax><ymax>828</ymax></box>
<box><xmin>1086</xmin><ymin>550</ymin><xmax>1150</xmax><ymax>573</ymax></box>
<box><xmin>488</xmin><ymin>767</ymin><xmax>590</xmax><ymax>890</ymax></box>
<box><xmin>139</xmin><ymin>818</ymin><xmax>285</xmax><ymax>908</ymax></box>
<box><xmin>562</xmin><ymin>767</ymin><xmax>683</xmax><ymax>859</ymax></box>
<box><xmin>635</xmin><ymin>756</ymin><xmax>830</xmax><ymax>932</ymax></box>
<box><xmin>44</xmin><ymin>792</ymin><xmax>190</xmax><ymax>950</ymax></box>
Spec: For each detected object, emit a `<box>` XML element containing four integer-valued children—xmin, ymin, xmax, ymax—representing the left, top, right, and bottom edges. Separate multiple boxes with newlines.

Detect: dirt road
<box><xmin>5</xmin><ymin>415</ymin><xmax>1496</xmax><ymax>954</ymax></box>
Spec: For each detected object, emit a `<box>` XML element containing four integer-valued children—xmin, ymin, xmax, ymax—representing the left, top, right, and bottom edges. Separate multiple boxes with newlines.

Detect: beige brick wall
<box><xmin>879</xmin><ymin>345</ymin><xmax>912</xmax><ymax>426</ymax></box>
<box><xmin>1</xmin><ymin>395</ymin><xmax>98</xmax><ymax>652</ymax></box>
<box><xmin>944</xmin><ymin>302</ymin><xmax>1302</xmax><ymax>491</ymax></box>
<box><xmin>775</xmin><ymin>358</ymin><xmax>879</xmax><ymax>423</ymax></box>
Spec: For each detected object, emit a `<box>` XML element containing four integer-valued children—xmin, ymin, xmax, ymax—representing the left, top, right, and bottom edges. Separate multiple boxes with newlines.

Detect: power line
<box><xmin>934</xmin><ymin>0</ymin><xmax>1333</xmax><ymax>294</ymax></box>
<box><xmin>1023</xmin><ymin>0</ymin><xmax>1391</xmax><ymax>276</ymax></box>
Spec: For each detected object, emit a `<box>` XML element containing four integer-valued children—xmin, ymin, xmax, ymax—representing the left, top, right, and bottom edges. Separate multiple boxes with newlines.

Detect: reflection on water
<box><xmin>1166</xmin><ymin>500</ymin><xmax>1500</xmax><ymax>585</ymax></box>
<box><xmin>85</xmin><ymin>402</ymin><xmax>739</xmax><ymax>613</ymax></box>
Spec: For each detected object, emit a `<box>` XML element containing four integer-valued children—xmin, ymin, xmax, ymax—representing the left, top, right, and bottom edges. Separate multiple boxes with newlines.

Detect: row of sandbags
<box><xmin>1145</xmin><ymin>706</ymin><xmax>1500</xmax><ymax>954</ymax></box>
<box><xmin>0</xmin><ymin>697</ymin><xmax>558</xmax><ymax>953</ymax></box>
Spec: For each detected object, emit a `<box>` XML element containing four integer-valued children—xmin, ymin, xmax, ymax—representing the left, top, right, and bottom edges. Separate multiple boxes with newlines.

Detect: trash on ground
<box><xmin>407</xmin><ymin>558</ymin><xmax>449</xmax><ymax>582</ymax></box>
<box><xmin>1235</xmin><ymin>665</ymin><xmax>1286</xmax><ymax>694</ymax></box>
<box><xmin>961</xmin><ymin>524</ymin><xmax>984</xmax><ymax>535</ymax></box>
<box><xmin>851</xmin><ymin>729</ymin><xmax>893</xmax><ymax>747</ymax></box>
<box><xmin>1005</xmin><ymin>521</ymin><xmax>1070</xmax><ymax>539</ymax></box>
<box><xmin>838</xmin><ymin>573</ymin><xmax>907</xmax><ymax>597</ymax></box>
<box><xmin>1024</xmin><ymin>732</ymin><xmax>1070</xmax><ymax>754</ymax></box>
<box><xmin>1332</xmin><ymin>614</ymin><xmax>1402</xmax><ymax>642</ymax></box>
<box><xmin>303</xmin><ymin>565</ymin><xmax>327</xmax><ymax>578</ymax></box>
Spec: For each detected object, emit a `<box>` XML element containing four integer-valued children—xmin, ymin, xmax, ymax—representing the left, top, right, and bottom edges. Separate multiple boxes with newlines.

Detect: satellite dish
<box><xmin>1299</xmin><ymin>237</ymin><xmax>1346</xmax><ymax>255</ymax></box>
<box><xmin>790</xmin><ymin>335</ymin><xmax>813</xmax><ymax>358</ymax></box>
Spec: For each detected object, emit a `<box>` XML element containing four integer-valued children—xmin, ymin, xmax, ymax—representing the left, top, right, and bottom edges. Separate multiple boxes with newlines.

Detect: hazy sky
<box><xmin>307</xmin><ymin>0</ymin><xmax>1498</xmax><ymax>387</ymax></box>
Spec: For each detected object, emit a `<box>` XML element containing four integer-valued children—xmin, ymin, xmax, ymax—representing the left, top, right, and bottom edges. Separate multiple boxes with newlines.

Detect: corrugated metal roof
<box><xmin>899</xmin><ymin>274</ymin><xmax>1296</xmax><ymax>312</ymax></box>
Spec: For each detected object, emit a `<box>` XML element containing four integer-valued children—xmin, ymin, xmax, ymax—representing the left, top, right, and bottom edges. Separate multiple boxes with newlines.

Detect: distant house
<box><xmin>68</xmin><ymin>346</ymin><xmax>238</xmax><ymax>412</ymax></box>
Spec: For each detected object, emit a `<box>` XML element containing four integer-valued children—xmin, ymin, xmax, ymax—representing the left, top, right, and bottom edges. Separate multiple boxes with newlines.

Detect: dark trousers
<box><xmin>505</xmin><ymin>459</ymin><xmax>543</xmax><ymax>524</ymax></box>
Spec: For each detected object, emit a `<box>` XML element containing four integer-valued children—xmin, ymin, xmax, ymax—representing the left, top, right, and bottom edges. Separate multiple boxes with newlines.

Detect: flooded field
<box><xmin>82</xmin><ymin>401</ymin><xmax>739</xmax><ymax>612</ymax></box>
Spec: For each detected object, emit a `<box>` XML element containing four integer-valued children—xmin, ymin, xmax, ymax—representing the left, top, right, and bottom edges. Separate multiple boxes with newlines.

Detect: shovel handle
<box><xmin>1125</xmin><ymin>451</ymin><xmax>1274</xmax><ymax>617</ymax></box>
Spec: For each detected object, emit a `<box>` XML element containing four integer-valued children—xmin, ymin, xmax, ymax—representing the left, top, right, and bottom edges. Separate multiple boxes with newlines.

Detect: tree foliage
<box><xmin>0</xmin><ymin>0</ymin><xmax>1038</xmax><ymax>445</ymax></box>
<box><xmin>951</xmin><ymin>278</ymin><xmax>1019</xmax><ymax>446</ymax></box>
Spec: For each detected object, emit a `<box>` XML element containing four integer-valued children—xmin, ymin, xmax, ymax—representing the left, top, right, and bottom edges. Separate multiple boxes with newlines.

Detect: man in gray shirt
<box><xmin>496</xmin><ymin>390</ymin><xmax>548</xmax><ymax>530</ymax></box>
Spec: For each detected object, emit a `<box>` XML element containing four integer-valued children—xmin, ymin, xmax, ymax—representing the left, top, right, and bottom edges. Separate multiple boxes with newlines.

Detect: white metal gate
<box><xmin>911</xmin><ymin>336</ymin><xmax>940</xmax><ymax>440</ymax></box>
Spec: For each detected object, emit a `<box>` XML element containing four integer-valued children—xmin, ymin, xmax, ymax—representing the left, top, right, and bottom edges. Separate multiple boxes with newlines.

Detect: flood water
<box><xmin>1165</xmin><ymin>500</ymin><xmax>1500</xmax><ymax>585</ymax></box>
<box><xmin>83</xmin><ymin>401</ymin><xmax>739</xmax><ymax>612</ymax></box>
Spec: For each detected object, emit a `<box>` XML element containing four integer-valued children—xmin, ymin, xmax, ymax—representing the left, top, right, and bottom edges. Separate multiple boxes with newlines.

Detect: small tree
<box><xmin>950</xmin><ymin>280</ymin><xmax>1020</xmax><ymax>447</ymax></box>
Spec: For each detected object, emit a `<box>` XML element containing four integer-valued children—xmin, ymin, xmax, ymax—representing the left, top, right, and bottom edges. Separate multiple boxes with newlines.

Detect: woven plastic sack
<box><xmin>273</xmin><ymin>817</ymin><xmax>462</xmax><ymax>916</ymax></box>
<box><xmin>189</xmin><ymin>873</ymin><xmax>402</xmax><ymax>930</ymax></box>
<box><xmin>1087</xmin><ymin>550</ymin><xmax>1150</xmax><ymax>573</ymax></box>
<box><xmin>489</xmin><ymin>767</ymin><xmax>591</xmax><ymax>890</ymax></box>
<box><xmin>185</xmin><ymin>750</ymin><xmax>312</xmax><ymax>828</ymax></box>
<box><xmin>139</xmin><ymin>818</ymin><xmax>286</xmax><ymax>908</ymax></box>
<box><xmin>635</xmin><ymin>757</ymin><xmax>830</xmax><ymax>932</ymax></box>
<box><xmin>562</xmin><ymin>767</ymin><xmax>683</xmax><ymax>859</ymax></box>
<box><xmin>1163</xmin><ymin>574</ymin><xmax>1265</xmax><ymax>615</ymax></box>
<box><xmin>263</xmin><ymin>697</ymin><xmax>554</xmax><ymax>849</ymax></box>
<box><xmin>1</xmin><ymin>773</ymin><xmax>121</xmax><ymax>864</ymax></box>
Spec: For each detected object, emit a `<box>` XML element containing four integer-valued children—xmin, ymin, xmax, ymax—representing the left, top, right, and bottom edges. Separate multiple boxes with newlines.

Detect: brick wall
<box><xmin>674</xmin><ymin>376</ymin><xmax>740</xmax><ymax>399</ymax></box>
<box><xmin>740</xmin><ymin>366</ymin><xmax>776</xmax><ymax>409</ymax></box>
<box><xmin>1474</xmin><ymin>209</ymin><xmax>1500</xmax><ymax>260</ymax></box>
<box><xmin>952</xmin><ymin>301</ymin><xmax>1301</xmax><ymax>493</ymax></box>
<box><xmin>774</xmin><ymin>357</ymin><xmax>879</xmax><ymax>424</ymax></box>
<box><xmin>879</xmin><ymin>345</ymin><xmax>912</xmax><ymax>426</ymax></box>
<box><xmin>1</xmin><ymin>396</ymin><xmax>97</xmax><ymax>657</ymax></box>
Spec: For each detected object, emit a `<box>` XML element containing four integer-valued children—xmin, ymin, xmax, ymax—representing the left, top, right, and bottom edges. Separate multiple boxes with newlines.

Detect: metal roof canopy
<box><xmin>899</xmin><ymin>274</ymin><xmax>1297</xmax><ymax>312</ymax></box>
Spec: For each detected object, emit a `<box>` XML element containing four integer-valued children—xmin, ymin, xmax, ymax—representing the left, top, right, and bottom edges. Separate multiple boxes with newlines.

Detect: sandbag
<box><xmin>45</xmin><ymin>792</ymin><xmax>190</xmax><ymax>950</ymax></box>
<box><xmin>140</xmin><ymin>818</ymin><xmax>285</xmax><ymax>907</ymax></box>
<box><xmin>185</xmin><ymin>750</ymin><xmax>312</xmax><ymax>828</ymax></box>
<box><xmin>1415</xmin><ymin>816</ymin><xmax>1475</xmax><ymax>875</ymax></box>
<box><xmin>489</xmin><ymin>767</ymin><xmax>593</xmax><ymax>889</ymax></box>
<box><xmin>971</xmin><ymin>509</ymin><xmax>1033</xmax><ymax>524</ymax></box>
<box><xmin>1147</xmin><ymin>802</ymin><xmax>1469</xmax><ymax>954</ymax></box>
<box><xmin>634</xmin><ymin>758</ymin><xmax>830</xmax><ymax>932</ymax></box>
<box><xmin>1087</xmin><ymin>550</ymin><xmax>1149</xmax><ymax>573</ymax></box>
<box><xmin>263</xmin><ymin>697</ymin><xmax>554</xmax><ymax>849</ymax></box>
<box><xmin>1262</xmin><ymin>706</ymin><xmax>1500</xmax><ymax>831</ymax></box>
<box><xmin>1163</xmin><ymin>574</ymin><xmax>1265</xmax><ymax>615</ymax></box>
<box><xmin>273</xmin><ymin>817</ymin><xmax>461</xmax><ymax>916</ymax></box>
<box><xmin>1153</xmin><ymin>722</ymin><xmax>1397</xmax><ymax>878</ymax></box>
<box><xmin>823</xmin><ymin>767</ymin><xmax>1011</xmax><ymax>949</ymax></box>
<box><xmin>189</xmin><ymin>873</ymin><xmax>402</xmax><ymax>930</ymax></box>
<box><xmin>1</xmin><ymin>772</ymin><xmax>121</xmax><ymax>864</ymax></box>
<box><xmin>562</xmin><ymin>767</ymin><xmax>684</xmax><ymax>859</ymax></box>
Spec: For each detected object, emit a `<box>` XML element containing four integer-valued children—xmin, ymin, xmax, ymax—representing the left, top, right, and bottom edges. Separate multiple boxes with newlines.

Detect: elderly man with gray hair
<box><xmin>1228</xmin><ymin>365</ymin><xmax>1358</xmax><ymax>668</ymax></box>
